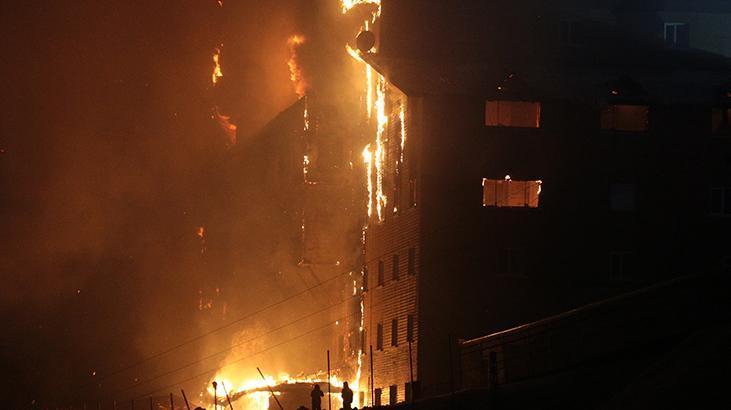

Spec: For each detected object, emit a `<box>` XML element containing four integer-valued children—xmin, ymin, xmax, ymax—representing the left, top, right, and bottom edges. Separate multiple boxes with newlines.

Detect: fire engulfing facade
<box><xmin>355</xmin><ymin>0</ymin><xmax>731</xmax><ymax>405</ymax></box>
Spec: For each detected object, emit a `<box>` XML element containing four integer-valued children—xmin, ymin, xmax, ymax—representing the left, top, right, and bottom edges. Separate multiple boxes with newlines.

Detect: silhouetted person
<box><xmin>311</xmin><ymin>383</ymin><xmax>324</xmax><ymax>410</ymax></box>
<box><xmin>341</xmin><ymin>381</ymin><xmax>353</xmax><ymax>410</ymax></box>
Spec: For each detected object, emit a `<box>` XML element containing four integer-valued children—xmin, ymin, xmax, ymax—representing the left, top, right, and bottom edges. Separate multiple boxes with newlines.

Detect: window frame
<box><xmin>600</xmin><ymin>104</ymin><xmax>649</xmax><ymax>133</ymax></box>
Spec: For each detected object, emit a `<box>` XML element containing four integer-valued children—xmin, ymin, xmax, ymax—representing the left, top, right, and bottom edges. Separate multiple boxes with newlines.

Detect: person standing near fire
<box><xmin>311</xmin><ymin>383</ymin><xmax>324</xmax><ymax>410</ymax></box>
<box><xmin>341</xmin><ymin>381</ymin><xmax>353</xmax><ymax>410</ymax></box>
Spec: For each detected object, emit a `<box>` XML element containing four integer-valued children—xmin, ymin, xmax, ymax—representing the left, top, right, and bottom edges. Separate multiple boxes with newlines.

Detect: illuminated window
<box><xmin>378</xmin><ymin>260</ymin><xmax>385</xmax><ymax>286</ymax></box>
<box><xmin>711</xmin><ymin>187</ymin><xmax>731</xmax><ymax>216</ymax></box>
<box><xmin>408</xmin><ymin>248</ymin><xmax>416</xmax><ymax>275</ymax></box>
<box><xmin>600</xmin><ymin>104</ymin><xmax>648</xmax><ymax>132</ymax></box>
<box><xmin>377</xmin><ymin>322</ymin><xmax>383</xmax><ymax>350</ymax></box>
<box><xmin>391</xmin><ymin>318</ymin><xmax>398</xmax><ymax>347</ymax></box>
<box><xmin>485</xmin><ymin>101</ymin><xmax>541</xmax><ymax>128</ymax></box>
<box><xmin>392</xmin><ymin>254</ymin><xmax>400</xmax><ymax>280</ymax></box>
<box><xmin>483</xmin><ymin>176</ymin><xmax>542</xmax><ymax>208</ymax></box>
<box><xmin>712</xmin><ymin>108</ymin><xmax>731</xmax><ymax>136</ymax></box>
<box><xmin>389</xmin><ymin>385</ymin><xmax>397</xmax><ymax>405</ymax></box>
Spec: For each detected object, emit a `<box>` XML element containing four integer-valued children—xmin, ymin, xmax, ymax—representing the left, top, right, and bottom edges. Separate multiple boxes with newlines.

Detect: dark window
<box><xmin>393</xmin><ymin>168</ymin><xmax>401</xmax><ymax>215</ymax></box>
<box><xmin>483</xmin><ymin>177</ymin><xmax>542</xmax><ymax>208</ymax></box>
<box><xmin>376</xmin><ymin>323</ymin><xmax>383</xmax><ymax>350</ymax></box>
<box><xmin>362</xmin><ymin>265</ymin><xmax>368</xmax><ymax>291</ymax></box>
<box><xmin>601</xmin><ymin>104</ymin><xmax>648</xmax><ymax>132</ymax></box>
<box><xmin>392</xmin><ymin>254</ymin><xmax>400</xmax><ymax>280</ymax></box>
<box><xmin>405</xmin><ymin>381</ymin><xmax>420</xmax><ymax>401</ymax></box>
<box><xmin>407</xmin><ymin>314</ymin><xmax>414</xmax><ymax>342</ymax></box>
<box><xmin>712</xmin><ymin>108</ymin><xmax>731</xmax><ymax>136</ymax></box>
<box><xmin>389</xmin><ymin>385</ymin><xmax>397</xmax><ymax>405</ymax></box>
<box><xmin>664</xmin><ymin>22</ymin><xmax>689</xmax><ymax>48</ymax></box>
<box><xmin>391</xmin><ymin>318</ymin><xmax>398</xmax><ymax>347</ymax></box>
<box><xmin>498</xmin><ymin>248</ymin><xmax>520</xmax><ymax>275</ymax></box>
<box><xmin>408</xmin><ymin>178</ymin><xmax>417</xmax><ymax>208</ymax></box>
<box><xmin>408</xmin><ymin>248</ymin><xmax>416</xmax><ymax>275</ymax></box>
<box><xmin>610</xmin><ymin>183</ymin><xmax>636</xmax><ymax>211</ymax></box>
<box><xmin>485</xmin><ymin>101</ymin><xmax>541</xmax><ymax>128</ymax></box>
<box><xmin>711</xmin><ymin>188</ymin><xmax>731</xmax><ymax>216</ymax></box>
<box><xmin>374</xmin><ymin>388</ymin><xmax>382</xmax><ymax>406</ymax></box>
<box><xmin>610</xmin><ymin>251</ymin><xmax>634</xmax><ymax>280</ymax></box>
<box><xmin>377</xmin><ymin>260</ymin><xmax>385</xmax><ymax>286</ymax></box>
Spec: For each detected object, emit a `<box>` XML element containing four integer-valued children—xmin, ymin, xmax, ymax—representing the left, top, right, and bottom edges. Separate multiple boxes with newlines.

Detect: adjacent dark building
<box><xmin>359</xmin><ymin>0</ymin><xmax>731</xmax><ymax>405</ymax></box>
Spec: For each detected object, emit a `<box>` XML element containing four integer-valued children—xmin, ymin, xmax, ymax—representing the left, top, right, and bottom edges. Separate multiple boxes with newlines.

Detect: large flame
<box><xmin>208</xmin><ymin>371</ymin><xmax>351</xmax><ymax>410</ymax></box>
<box><xmin>362</xmin><ymin>145</ymin><xmax>374</xmax><ymax>219</ymax></box>
<box><xmin>340</xmin><ymin>0</ymin><xmax>382</xmax><ymax>17</ymax></box>
<box><xmin>287</xmin><ymin>35</ymin><xmax>308</xmax><ymax>97</ymax></box>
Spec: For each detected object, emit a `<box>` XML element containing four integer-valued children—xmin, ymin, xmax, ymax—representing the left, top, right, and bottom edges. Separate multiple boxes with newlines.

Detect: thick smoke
<box><xmin>0</xmin><ymin>0</ymin><xmax>366</xmax><ymax>408</ymax></box>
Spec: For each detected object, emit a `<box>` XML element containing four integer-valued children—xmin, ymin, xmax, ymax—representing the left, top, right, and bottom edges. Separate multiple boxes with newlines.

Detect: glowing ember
<box><xmin>287</xmin><ymin>35</ymin><xmax>308</xmax><ymax>97</ymax></box>
<box><xmin>212</xmin><ymin>47</ymin><xmax>223</xmax><ymax>85</ymax></box>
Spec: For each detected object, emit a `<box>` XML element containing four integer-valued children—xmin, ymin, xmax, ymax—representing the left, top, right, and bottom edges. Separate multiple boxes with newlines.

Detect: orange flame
<box><xmin>212</xmin><ymin>47</ymin><xmax>223</xmax><ymax>85</ymax></box>
<box><xmin>287</xmin><ymin>34</ymin><xmax>308</xmax><ymax>97</ymax></box>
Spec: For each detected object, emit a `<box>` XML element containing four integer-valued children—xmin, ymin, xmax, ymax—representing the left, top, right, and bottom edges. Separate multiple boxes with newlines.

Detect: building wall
<box><xmin>363</xmin><ymin>90</ymin><xmax>422</xmax><ymax>405</ymax></box>
<box><xmin>409</xmin><ymin>88</ymin><xmax>731</xmax><ymax>397</ymax></box>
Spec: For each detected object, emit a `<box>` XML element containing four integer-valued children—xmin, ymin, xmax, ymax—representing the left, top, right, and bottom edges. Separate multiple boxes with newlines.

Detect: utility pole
<box><xmin>327</xmin><ymin>350</ymin><xmax>332</xmax><ymax>410</ymax></box>
<box><xmin>369</xmin><ymin>345</ymin><xmax>375</xmax><ymax>406</ymax></box>
<box><xmin>257</xmin><ymin>367</ymin><xmax>283</xmax><ymax>410</ymax></box>
<box><xmin>180</xmin><ymin>390</ymin><xmax>191</xmax><ymax>410</ymax></box>
<box><xmin>212</xmin><ymin>381</ymin><xmax>217</xmax><ymax>410</ymax></box>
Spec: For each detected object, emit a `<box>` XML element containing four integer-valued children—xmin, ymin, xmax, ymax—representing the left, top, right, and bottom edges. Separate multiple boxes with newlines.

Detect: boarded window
<box><xmin>408</xmin><ymin>248</ymin><xmax>416</xmax><ymax>275</ymax></box>
<box><xmin>391</xmin><ymin>318</ymin><xmax>398</xmax><ymax>346</ymax></box>
<box><xmin>377</xmin><ymin>323</ymin><xmax>383</xmax><ymax>350</ymax></box>
<box><xmin>483</xmin><ymin>177</ymin><xmax>542</xmax><ymax>208</ymax></box>
<box><xmin>389</xmin><ymin>385</ymin><xmax>398</xmax><ymax>405</ymax></box>
<box><xmin>485</xmin><ymin>101</ymin><xmax>541</xmax><ymax>128</ymax></box>
<box><xmin>712</xmin><ymin>108</ymin><xmax>731</xmax><ymax>136</ymax></box>
<box><xmin>601</xmin><ymin>104</ymin><xmax>648</xmax><ymax>132</ymax></box>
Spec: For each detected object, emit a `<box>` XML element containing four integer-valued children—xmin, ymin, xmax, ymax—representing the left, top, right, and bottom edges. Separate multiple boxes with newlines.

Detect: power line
<box><xmin>132</xmin><ymin>311</ymin><xmax>354</xmax><ymax>401</ymax></box>
<box><xmin>113</xmin><ymin>294</ymin><xmax>357</xmax><ymax>396</ymax></box>
<box><xmin>80</xmin><ymin>265</ymin><xmax>360</xmax><ymax>389</ymax></box>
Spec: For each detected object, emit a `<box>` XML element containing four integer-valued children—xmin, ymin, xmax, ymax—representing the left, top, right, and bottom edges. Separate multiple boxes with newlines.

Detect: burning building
<box><xmin>352</xmin><ymin>0</ymin><xmax>731</xmax><ymax>406</ymax></box>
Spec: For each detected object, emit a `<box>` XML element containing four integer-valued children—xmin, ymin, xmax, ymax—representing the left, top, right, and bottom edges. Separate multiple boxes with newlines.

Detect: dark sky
<box><xmin>0</xmin><ymin>1</ymin><xmax>305</xmax><ymax>406</ymax></box>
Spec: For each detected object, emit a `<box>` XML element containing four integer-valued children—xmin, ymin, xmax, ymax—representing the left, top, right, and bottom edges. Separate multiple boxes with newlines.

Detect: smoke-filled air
<box><xmin>0</xmin><ymin>1</ymin><xmax>380</xmax><ymax>408</ymax></box>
